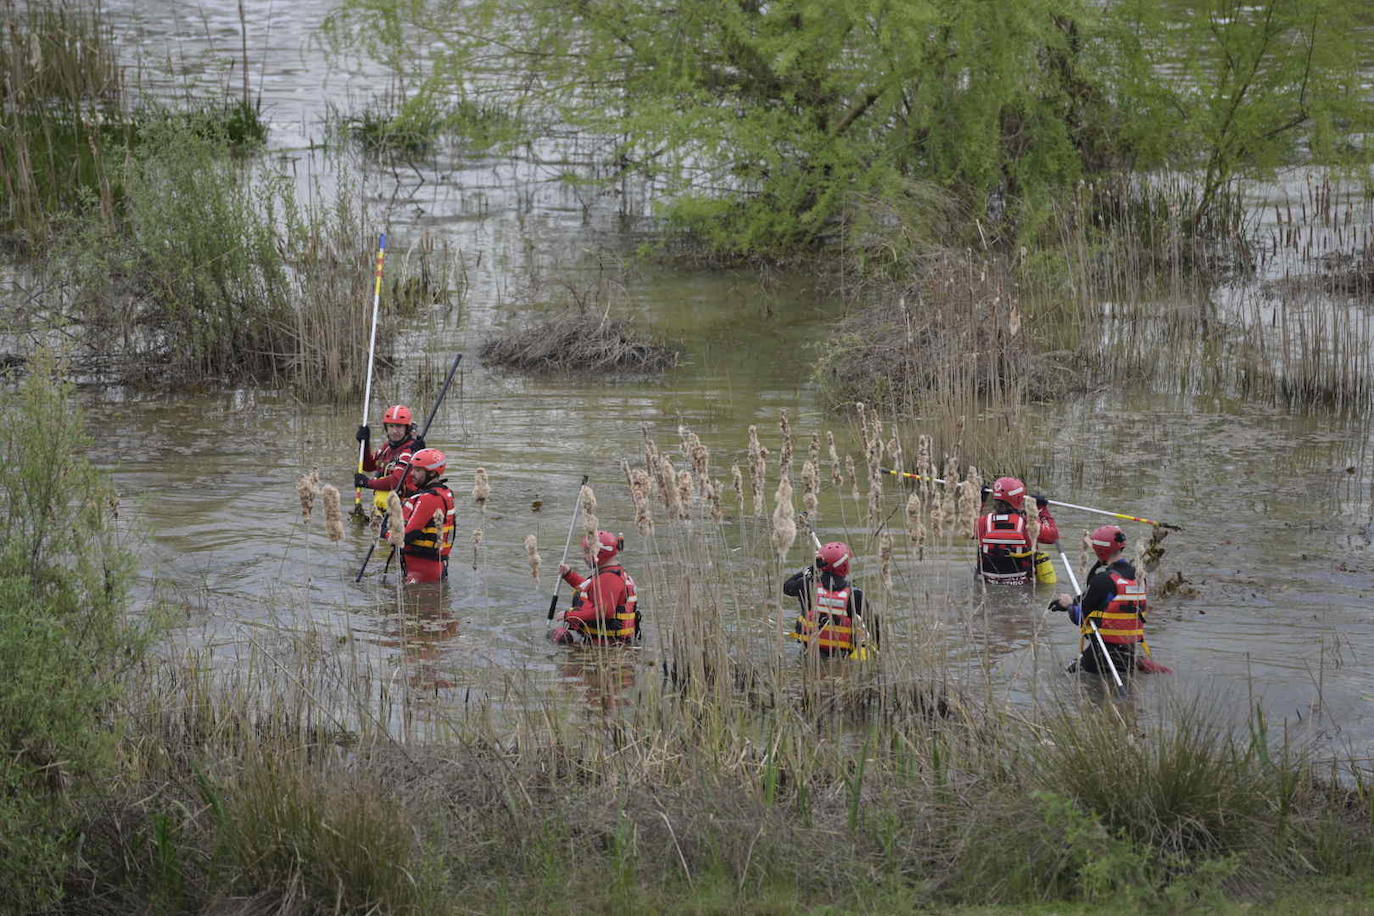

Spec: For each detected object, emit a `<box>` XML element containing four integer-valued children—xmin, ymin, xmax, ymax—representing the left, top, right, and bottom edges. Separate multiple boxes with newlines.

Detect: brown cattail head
<box><xmin>472</xmin><ymin>526</ymin><xmax>484</xmax><ymax>548</ymax></box>
<box><xmin>297</xmin><ymin>469</ymin><xmax>321</xmax><ymax>520</ymax></box>
<box><xmin>905</xmin><ymin>493</ymin><xmax>926</xmax><ymax>545</ymax></box>
<box><xmin>866</xmin><ymin>473</ymin><xmax>883</xmax><ymax>529</ymax></box>
<box><xmin>956</xmin><ymin>479</ymin><xmax>981</xmax><ymax>540</ymax></box>
<box><xmin>386</xmin><ymin>492</ymin><xmax>404</xmax><ymax>548</ymax></box>
<box><xmin>705</xmin><ymin>478</ymin><xmax>724</xmax><ymax>523</ymax></box>
<box><xmin>473</xmin><ymin>467</ymin><xmax>491</xmax><ymax>507</ymax></box>
<box><xmin>887</xmin><ymin>433</ymin><xmax>904</xmax><ymax>479</ymax></box>
<box><xmin>916</xmin><ymin>434</ymin><xmax>934</xmax><ymax>500</ymax></box>
<box><xmin>808</xmin><ymin>433</ymin><xmax>820</xmax><ymax>470</ymax></box>
<box><xmin>656</xmin><ymin>455</ymin><xmax>681</xmax><ymax>520</ymax></box>
<box><xmin>580</xmin><ymin>484</ymin><xmax>599</xmax><ymax>541</ymax></box>
<box><xmin>1025</xmin><ymin>507</ymin><xmax>1041</xmax><ymax>558</ymax></box>
<box><xmin>321</xmin><ymin>484</ymin><xmax>344</xmax><ymax>541</ymax></box>
<box><xmin>687</xmin><ymin>430</ymin><xmax>709</xmax><ymax>483</ymax></box>
<box><xmin>846</xmin><ymin>455</ymin><xmax>860</xmax><ymax>503</ymax></box>
<box><xmin>778</xmin><ymin>409</ymin><xmax>794</xmax><ymax>477</ymax></box>
<box><xmin>629</xmin><ymin>467</ymin><xmax>654</xmax><ymax>537</ymax></box>
<box><xmin>827</xmin><ymin>431</ymin><xmax>842</xmax><ymax>487</ymax></box>
<box><xmin>676</xmin><ymin>470</ymin><xmax>694</xmax><ymax>520</ymax></box>
<box><xmin>801</xmin><ymin>459</ymin><xmax>819</xmax><ymax>517</ymax></box>
<box><xmin>770</xmin><ymin>475</ymin><xmax>796</xmax><ymax>560</ymax></box>
<box><xmin>524</xmin><ymin>533</ymin><xmax>541</xmax><ymax>583</ymax></box>
<box><xmin>731</xmin><ymin>463</ymin><xmax>746</xmax><ymax>517</ymax></box>
<box><xmin>749</xmin><ymin>426</ymin><xmax>769</xmax><ymax>518</ymax></box>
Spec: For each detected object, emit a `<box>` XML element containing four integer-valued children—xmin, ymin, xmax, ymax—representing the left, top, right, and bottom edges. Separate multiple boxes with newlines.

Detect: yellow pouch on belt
<box><xmin>373</xmin><ymin>488</ymin><xmax>391</xmax><ymax>514</ymax></box>
<box><xmin>1034</xmin><ymin>552</ymin><xmax>1058</xmax><ymax>585</ymax></box>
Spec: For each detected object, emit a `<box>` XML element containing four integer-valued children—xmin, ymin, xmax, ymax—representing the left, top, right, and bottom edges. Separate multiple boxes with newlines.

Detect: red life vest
<box><xmin>570</xmin><ymin>565</ymin><xmax>639</xmax><ymax>641</ymax></box>
<box><xmin>791</xmin><ymin>583</ymin><xmax>856</xmax><ymax>652</ymax></box>
<box><xmin>402</xmin><ymin>485</ymin><xmax>455</xmax><ymax>561</ymax></box>
<box><xmin>977</xmin><ymin>512</ymin><xmax>1033</xmax><ymax>583</ymax></box>
<box><xmin>1082</xmin><ymin>569</ymin><xmax>1147</xmax><ymax>645</ymax></box>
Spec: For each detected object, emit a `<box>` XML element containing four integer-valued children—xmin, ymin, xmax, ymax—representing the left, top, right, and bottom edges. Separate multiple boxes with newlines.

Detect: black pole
<box><xmin>419</xmin><ymin>352</ymin><xmax>463</xmax><ymax>440</ymax></box>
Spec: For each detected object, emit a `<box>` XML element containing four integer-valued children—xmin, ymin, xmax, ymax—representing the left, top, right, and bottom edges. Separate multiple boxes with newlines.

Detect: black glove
<box><xmin>1034</xmin><ymin>494</ymin><xmax>1049</xmax><ymax>510</ymax></box>
<box><xmin>354</xmin><ymin>472</ymin><xmax>370</xmax><ymax>489</ymax></box>
<box><xmin>1047</xmin><ymin>598</ymin><xmax>1065</xmax><ymax>612</ymax></box>
<box><xmin>356</xmin><ymin>424</ymin><xmax>371</xmax><ymax>443</ymax></box>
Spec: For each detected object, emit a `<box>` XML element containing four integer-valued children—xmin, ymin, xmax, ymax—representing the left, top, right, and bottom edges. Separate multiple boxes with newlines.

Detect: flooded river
<box><xmin>68</xmin><ymin>1</ymin><xmax>1374</xmax><ymax>758</ymax></box>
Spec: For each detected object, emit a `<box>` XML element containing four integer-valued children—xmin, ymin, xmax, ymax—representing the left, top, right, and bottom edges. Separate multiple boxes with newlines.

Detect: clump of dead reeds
<box><xmin>479</xmin><ymin>312</ymin><xmax>679</xmax><ymax>374</ymax></box>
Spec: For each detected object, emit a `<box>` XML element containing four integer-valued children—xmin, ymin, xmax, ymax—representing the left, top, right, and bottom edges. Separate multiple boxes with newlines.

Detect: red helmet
<box><xmin>410</xmin><ymin>448</ymin><xmax>446</xmax><ymax>478</ymax></box>
<box><xmin>991</xmin><ymin>476</ymin><xmax>1027</xmax><ymax>510</ymax></box>
<box><xmin>382</xmin><ymin>404</ymin><xmax>413</xmax><ymax>426</ymax></box>
<box><xmin>583</xmin><ymin>530</ymin><xmax>624</xmax><ymax>565</ymax></box>
<box><xmin>1089</xmin><ymin>524</ymin><xmax>1126</xmax><ymax>562</ymax></box>
<box><xmin>816</xmin><ymin>541</ymin><xmax>851</xmax><ymax>577</ymax></box>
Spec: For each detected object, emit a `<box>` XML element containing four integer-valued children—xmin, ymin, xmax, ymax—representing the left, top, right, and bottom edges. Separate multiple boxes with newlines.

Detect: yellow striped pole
<box><xmin>354</xmin><ymin>233</ymin><xmax>388</xmax><ymax>517</ymax></box>
<box><xmin>879</xmin><ymin>467</ymin><xmax>1180</xmax><ymax>530</ymax></box>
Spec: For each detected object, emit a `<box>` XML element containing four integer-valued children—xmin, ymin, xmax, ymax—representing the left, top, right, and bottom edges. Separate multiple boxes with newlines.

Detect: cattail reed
<box><xmin>628</xmin><ymin>467</ymin><xmax>654</xmax><ymax>536</ymax></box>
<box><xmin>770</xmin><ymin>474</ymin><xmax>796</xmax><ymax>560</ymax></box>
<box><xmin>748</xmin><ymin>426</ymin><xmax>769</xmax><ymax>517</ymax></box>
<box><xmin>916</xmin><ymin>434</ymin><xmax>935</xmax><ymax>501</ymax></box>
<box><xmin>580</xmin><ymin>484</ymin><xmax>599</xmax><ymax>541</ymax></box>
<box><xmin>808</xmin><ymin>433</ymin><xmax>820</xmax><ymax>470</ymax></box>
<box><xmin>472</xmin><ymin>467</ymin><xmax>490</xmax><ymax>507</ymax></box>
<box><xmin>827</xmin><ymin>431</ymin><xmax>842</xmax><ymax>487</ymax></box>
<box><xmin>879</xmin><ymin>532</ymin><xmax>893</xmax><ymax>589</ymax></box>
<box><xmin>676</xmin><ymin>470</ymin><xmax>694</xmax><ymax>520</ymax></box>
<box><xmin>801</xmin><ymin>459</ymin><xmax>819</xmax><ymax>518</ymax></box>
<box><xmin>524</xmin><ymin>533</ymin><xmax>541</xmax><ymax>583</ymax></box>
<box><xmin>386</xmin><ymin>492</ymin><xmax>404</xmax><ymax>548</ymax></box>
<box><xmin>1079</xmin><ymin>529</ymin><xmax>1091</xmax><ymax>575</ymax></box>
<box><xmin>866</xmin><ymin>473</ymin><xmax>883</xmax><ymax>530</ymax></box>
<box><xmin>956</xmin><ymin>479</ymin><xmax>980</xmax><ymax>539</ymax></box>
<box><xmin>905</xmin><ymin>493</ymin><xmax>926</xmax><ymax>548</ymax></box>
<box><xmin>321</xmin><ymin>484</ymin><xmax>344</xmax><ymax>541</ymax></box>
<box><xmin>731</xmin><ymin>463</ymin><xmax>746</xmax><ymax>517</ymax></box>
<box><xmin>705</xmin><ymin>478</ymin><xmax>724</xmax><ymax>522</ymax></box>
<box><xmin>887</xmin><ymin>432</ymin><xmax>904</xmax><ymax>479</ymax></box>
<box><xmin>778</xmin><ymin>409</ymin><xmax>794</xmax><ymax>477</ymax></box>
<box><xmin>687</xmin><ymin>430</ymin><xmax>709</xmax><ymax>487</ymax></box>
<box><xmin>297</xmin><ymin>469</ymin><xmax>320</xmax><ymax>520</ymax></box>
<box><xmin>846</xmin><ymin>455</ymin><xmax>860</xmax><ymax>502</ymax></box>
<box><xmin>1024</xmin><ymin>505</ymin><xmax>1041</xmax><ymax>558</ymax></box>
<box><xmin>657</xmin><ymin>455</ymin><xmax>682</xmax><ymax>520</ymax></box>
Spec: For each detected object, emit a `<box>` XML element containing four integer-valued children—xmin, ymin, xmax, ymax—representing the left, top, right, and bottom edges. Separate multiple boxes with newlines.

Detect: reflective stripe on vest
<box><xmin>790</xmin><ymin>583</ymin><xmax>854</xmax><ymax>651</ymax></box>
<box><xmin>1082</xmin><ymin>569</ymin><xmax>1147</xmax><ymax>644</ymax></box>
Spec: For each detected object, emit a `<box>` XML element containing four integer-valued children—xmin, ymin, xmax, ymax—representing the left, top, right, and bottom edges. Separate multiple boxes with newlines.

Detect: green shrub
<box><xmin>0</xmin><ymin>349</ymin><xmax>145</xmax><ymax>911</ymax></box>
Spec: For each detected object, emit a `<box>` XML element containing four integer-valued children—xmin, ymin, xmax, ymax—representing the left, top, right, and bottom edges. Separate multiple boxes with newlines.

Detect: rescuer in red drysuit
<box><xmin>975</xmin><ymin>476</ymin><xmax>1060</xmax><ymax>584</ymax></box>
<box><xmin>397</xmin><ymin>448</ymin><xmax>455</xmax><ymax>585</ymax></box>
<box><xmin>1050</xmin><ymin>524</ymin><xmax>1170</xmax><ymax>677</ymax></box>
<box><xmin>782</xmin><ymin>540</ymin><xmax>876</xmax><ymax>659</ymax></box>
<box><xmin>354</xmin><ymin>404</ymin><xmax>427</xmax><ymax>502</ymax></box>
<box><xmin>552</xmin><ymin>530</ymin><xmax>640</xmax><ymax>646</ymax></box>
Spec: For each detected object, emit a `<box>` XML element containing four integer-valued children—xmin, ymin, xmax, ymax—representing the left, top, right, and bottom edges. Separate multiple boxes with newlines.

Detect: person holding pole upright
<box><xmin>354</xmin><ymin>404</ymin><xmax>427</xmax><ymax>514</ymax></box>
<box><xmin>1050</xmin><ymin>525</ymin><xmax>1167</xmax><ymax>679</ymax></box>
<box><xmin>353</xmin><ymin>234</ymin><xmax>387</xmax><ymax>519</ymax></box>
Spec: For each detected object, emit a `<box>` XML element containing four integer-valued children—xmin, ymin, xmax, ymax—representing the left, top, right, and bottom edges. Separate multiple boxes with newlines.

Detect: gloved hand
<box><xmin>1048</xmin><ymin>598</ymin><xmax>1066</xmax><ymax>612</ymax></box>
<box><xmin>356</xmin><ymin>424</ymin><xmax>371</xmax><ymax>443</ymax></box>
<box><xmin>1034</xmin><ymin>494</ymin><xmax>1049</xmax><ymax>510</ymax></box>
<box><xmin>354</xmin><ymin>472</ymin><xmax>370</xmax><ymax>489</ymax></box>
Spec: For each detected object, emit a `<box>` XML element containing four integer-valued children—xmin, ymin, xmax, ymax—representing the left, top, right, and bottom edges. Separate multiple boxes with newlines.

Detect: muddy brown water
<box><xmin>48</xmin><ymin>1</ymin><xmax>1374</xmax><ymax>758</ymax></box>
